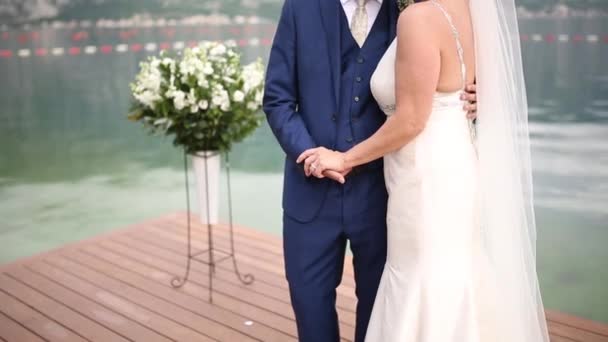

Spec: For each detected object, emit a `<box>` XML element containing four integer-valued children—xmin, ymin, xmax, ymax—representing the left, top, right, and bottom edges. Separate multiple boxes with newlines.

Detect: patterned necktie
<box><xmin>351</xmin><ymin>0</ymin><xmax>368</xmax><ymax>47</ymax></box>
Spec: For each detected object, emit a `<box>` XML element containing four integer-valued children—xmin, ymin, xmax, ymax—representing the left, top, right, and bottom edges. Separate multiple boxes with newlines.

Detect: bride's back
<box><xmin>426</xmin><ymin>0</ymin><xmax>476</xmax><ymax>93</ymax></box>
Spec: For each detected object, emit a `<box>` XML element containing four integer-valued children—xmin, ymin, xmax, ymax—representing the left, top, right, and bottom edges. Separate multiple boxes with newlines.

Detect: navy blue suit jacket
<box><xmin>263</xmin><ymin>0</ymin><xmax>398</xmax><ymax>223</ymax></box>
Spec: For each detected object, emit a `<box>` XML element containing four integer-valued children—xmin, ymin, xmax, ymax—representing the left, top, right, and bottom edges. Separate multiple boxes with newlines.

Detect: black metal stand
<box><xmin>170</xmin><ymin>151</ymin><xmax>254</xmax><ymax>303</ymax></box>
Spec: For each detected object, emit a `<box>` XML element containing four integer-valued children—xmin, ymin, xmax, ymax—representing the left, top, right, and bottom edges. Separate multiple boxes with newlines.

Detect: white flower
<box><xmin>200</xmin><ymin>41</ymin><xmax>213</xmax><ymax>50</ymax></box>
<box><xmin>198</xmin><ymin>100</ymin><xmax>209</xmax><ymax>110</ymax></box>
<box><xmin>179</xmin><ymin>54</ymin><xmax>205</xmax><ymax>79</ymax></box>
<box><xmin>247</xmin><ymin>102</ymin><xmax>258</xmax><ymax>111</ymax></box>
<box><xmin>162</xmin><ymin>58</ymin><xmax>177</xmax><ymax>73</ymax></box>
<box><xmin>233</xmin><ymin>90</ymin><xmax>245</xmax><ymax>103</ymax></box>
<box><xmin>131</xmin><ymin>59</ymin><xmax>165</xmax><ymax>108</ymax></box>
<box><xmin>143</xmin><ymin>74</ymin><xmax>161</xmax><ymax>92</ymax></box>
<box><xmin>225</xmin><ymin>66</ymin><xmax>236</xmax><ymax>76</ymax></box>
<box><xmin>186</xmin><ymin>88</ymin><xmax>198</xmax><ymax>106</ymax></box>
<box><xmin>134</xmin><ymin>90</ymin><xmax>161</xmax><ymax>109</ymax></box>
<box><xmin>203</xmin><ymin>63</ymin><xmax>214</xmax><ymax>75</ymax></box>
<box><xmin>190</xmin><ymin>104</ymin><xmax>199</xmax><ymax>113</ymax></box>
<box><xmin>173</xmin><ymin>90</ymin><xmax>187</xmax><ymax>110</ymax></box>
<box><xmin>197</xmin><ymin>77</ymin><xmax>209</xmax><ymax>88</ymax></box>
<box><xmin>211</xmin><ymin>84</ymin><xmax>230</xmax><ymax>111</ymax></box>
<box><xmin>139</xmin><ymin>68</ymin><xmax>162</xmax><ymax>92</ymax></box>
<box><xmin>179</xmin><ymin>60</ymin><xmax>193</xmax><ymax>76</ymax></box>
<box><xmin>209</xmin><ymin>43</ymin><xmax>227</xmax><ymax>56</ymax></box>
<box><xmin>255</xmin><ymin>90</ymin><xmax>263</xmax><ymax>104</ymax></box>
<box><xmin>165</xmin><ymin>85</ymin><xmax>177</xmax><ymax>98</ymax></box>
<box><xmin>242</xmin><ymin>62</ymin><xmax>265</xmax><ymax>94</ymax></box>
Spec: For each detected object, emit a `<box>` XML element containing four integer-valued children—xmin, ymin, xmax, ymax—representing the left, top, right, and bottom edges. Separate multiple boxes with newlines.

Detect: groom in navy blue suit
<box><xmin>264</xmin><ymin>0</ymin><xmax>475</xmax><ymax>341</ymax></box>
<box><xmin>263</xmin><ymin>1</ymin><xmax>397</xmax><ymax>341</ymax></box>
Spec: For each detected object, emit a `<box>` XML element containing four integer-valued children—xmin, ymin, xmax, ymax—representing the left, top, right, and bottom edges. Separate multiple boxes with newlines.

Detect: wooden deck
<box><xmin>0</xmin><ymin>212</ymin><xmax>607</xmax><ymax>342</ymax></box>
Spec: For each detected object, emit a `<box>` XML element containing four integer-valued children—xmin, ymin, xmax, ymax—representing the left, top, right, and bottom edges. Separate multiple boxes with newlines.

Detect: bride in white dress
<box><xmin>297</xmin><ymin>0</ymin><xmax>550</xmax><ymax>341</ymax></box>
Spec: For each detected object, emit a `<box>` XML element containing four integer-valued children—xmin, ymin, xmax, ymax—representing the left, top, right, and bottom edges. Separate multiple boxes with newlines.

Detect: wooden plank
<box><xmin>0</xmin><ymin>273</ymin><xmax>129</xmax><ymax>342</ymax></box>
<box><xmin>550</xmin><ymin>334</ymin><xmax>579</xmax><ymax>342</ymax></box>
<box><xmin>124</xmin><ymin>228</ymin><xmax>358</xmax><ymax>313</ymax></box>
<box><xmin>45</xmin><ymin>254</ymin><xmax>255</xmax><ymax>342</ymax></box>
<box><xmin>141</xmin><ymin>221</ymin><xmax>359</xmax><ymax>310</ymax></box>
<box><xmin>0</xmin><ymin>214</ymin><xmax>176</xmax><ymax>273</ymax></box>
<box><xmin>112</xmin><ymin>230</ymin><xmax>358</xmax><ymax>325</ymax></box>
<box><xmin>26</xmin><ymin>260</ymin><xmax>216</xmax><ymax>342</ymax></box>
<box><xmin>87</xmin><ymin>239</ymin><xmax>312</xmax><ymax>338</ymax></box>
<box><xmin>99</xmin><ymin>238</ymin><xmax>297</xmax><ymax>319</ymax></box>
<box><xmin>70</xmin><ymin>247</ymin><xmax>296</xmax><ymax>342</ymax></box>
<box><xmin>0</xmin><ymin>311</ymin><xmax>44</xmax><ymax>342</ymax></box>
<box><xmin>162</xmin><ymin>215</ymin><xmax>358</xmax><ymax>274</ymax></box>
<box><xmin>548</xmin><ymin>321</ymin><xmax>608</xmax><ymax>342</ymax></box>
<box><xmin>84</xmin><ymin>241</ymin><xmax>311</xmax><ymax>340</ymax></box>
<box><xmin>147</xmin><ymin>219</ymin><xmax>358</xmax><ymax>295</ymax></box>
<box><xmin>159</xmin><ymin>214</ymin><xmax>608</xmax><ymax>342</ymax></box>
<box><xmin>161</xmin><ymin>215</ymin><xmax>356</xmax><ymax>281</ymax></box>
<box><xmin>547</xmin><ymin>310</ymin><xmax>608</xmax><ymax>337</ymax></box>
<box><xmin>123</xmin><ymin>230</ymin><xmax>292</xmax><ymax>302</ymax></box>
<box><xmin>150</xmin><ymin>218</ymin><xmax>355</xmax><ymax>290</ymax></box>
<box><xmin>1</xmin><ymin>213</ymin><xmax>607</xmax><ymax>342</ymax></box>
<box><xmin>0</xmin><ymin>289</ymin><xmax>87</xmax><ymax>342</ymax></box>
<box><xmin>5</xmin><ymin>267</ymin><xmax>170</xmax><ymax>342</ymax></box>
<box><xmin>132</xmin><ymin>226</ymin><xmax>355</xmax><ymax>341</ymax></box>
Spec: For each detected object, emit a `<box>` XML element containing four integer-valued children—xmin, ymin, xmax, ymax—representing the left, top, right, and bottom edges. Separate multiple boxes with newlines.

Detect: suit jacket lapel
<box><xmin>319</xmin><ymin>0</ymin><xmax>341</xmax><ymax>110</ymax></box>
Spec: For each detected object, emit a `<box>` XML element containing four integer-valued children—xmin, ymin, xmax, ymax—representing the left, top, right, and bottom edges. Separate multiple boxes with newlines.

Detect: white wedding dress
<box><xmin>365</xmin><ymin>2</ymin><xmax>501</xmax><ymax>341</ymax></box>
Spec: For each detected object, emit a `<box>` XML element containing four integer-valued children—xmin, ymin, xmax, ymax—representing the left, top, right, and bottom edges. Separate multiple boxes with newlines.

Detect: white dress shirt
<box><xmin>340</xmin><ymin>0</ymin><xmax>384</xmax><ymax>36</ymax></box>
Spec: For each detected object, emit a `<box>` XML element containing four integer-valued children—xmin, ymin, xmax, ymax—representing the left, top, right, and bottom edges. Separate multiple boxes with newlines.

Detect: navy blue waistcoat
<box><xmin>334</xmin><ymin>0</ymin><xmax>390</xmax><ymax>166</ymax></box>
<box><xmin>263</xmin><ymin>0</ymin><xmax>398</xmax><ymax>222</ymax></box>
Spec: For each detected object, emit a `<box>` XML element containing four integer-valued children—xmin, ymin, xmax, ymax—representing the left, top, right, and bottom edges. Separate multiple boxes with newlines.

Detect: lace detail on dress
<box><xmin>380</xmin><ymin>103</ymin><xmax>396</xmax><ymax>114</ymax></box>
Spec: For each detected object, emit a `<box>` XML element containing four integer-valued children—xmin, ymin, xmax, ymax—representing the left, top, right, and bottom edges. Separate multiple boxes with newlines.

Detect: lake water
<box><xmin>0</xmin><ymin>17</ymin><xmax>607</xmax><ymax>323</ymax></box>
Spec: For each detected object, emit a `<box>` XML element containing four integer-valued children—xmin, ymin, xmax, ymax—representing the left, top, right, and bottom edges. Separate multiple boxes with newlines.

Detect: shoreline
<box><xmin>0</xmin><ymin>8</ymin><xmax>606</xmax><ymax>31</ymax></box>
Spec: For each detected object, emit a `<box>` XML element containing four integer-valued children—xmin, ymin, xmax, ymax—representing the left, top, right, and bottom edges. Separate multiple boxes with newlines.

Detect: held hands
<box><xmin>296</xmin><ymin>147</ymin><xmax>350</xmax><ymax>184</ymax></box>
<box><xmin>296</xmin><ymin>83</ymin><xmax>477</xmax><ymax>184</ymax></box>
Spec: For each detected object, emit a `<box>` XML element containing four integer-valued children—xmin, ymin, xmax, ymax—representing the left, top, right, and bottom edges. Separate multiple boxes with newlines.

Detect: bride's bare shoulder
<box><xmin>397</xmin><ymin>2</ymin><xmax>439</xmax><ymax>37</ymax></box>
<box><xmin>397</xmin><ymin>2</ymin><xmax>440</xmax><ymax>41</ymax></box>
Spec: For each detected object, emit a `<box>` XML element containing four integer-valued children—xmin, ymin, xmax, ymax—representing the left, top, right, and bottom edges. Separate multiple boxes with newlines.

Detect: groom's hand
<box><xmin>298</xmin><ymin>147</ymin><xmax>346</xmax><ymax>177</ymax></box>
<box><xmin>461</xmin><ymin>83</ymin><xmax>477</xmax><ymax>120</ymax></box>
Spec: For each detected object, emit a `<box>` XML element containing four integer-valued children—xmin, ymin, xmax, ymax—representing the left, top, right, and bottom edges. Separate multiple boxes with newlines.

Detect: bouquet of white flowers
<box><xmin>128</xmin><ymin>41</ymin><xmax>265</xmax><ymax>153</ymax></box>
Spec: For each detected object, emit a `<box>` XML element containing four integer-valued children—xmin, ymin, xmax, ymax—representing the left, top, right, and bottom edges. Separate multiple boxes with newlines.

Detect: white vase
<box><xmin>191</xmin><ymin>151</ymin><xmax>221</xmax><ymax>225</ymax></box>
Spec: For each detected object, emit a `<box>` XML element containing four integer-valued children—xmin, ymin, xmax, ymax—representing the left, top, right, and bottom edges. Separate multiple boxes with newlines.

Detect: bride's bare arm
<box><xmin>343</xmin><ymin>5</ymin><xmax>440</xmax><ymax>170</ymax></box>
<box><xmin>297</xmin><ymin>4</ymin><xmax>443</xmax><ymax>177</ymax></box>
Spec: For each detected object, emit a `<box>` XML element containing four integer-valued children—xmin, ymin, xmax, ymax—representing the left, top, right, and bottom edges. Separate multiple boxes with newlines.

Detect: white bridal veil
<box><xmin>470</xmin><ymin>0</ymin><xmax>550</xmax><ymax>340</ymax></box>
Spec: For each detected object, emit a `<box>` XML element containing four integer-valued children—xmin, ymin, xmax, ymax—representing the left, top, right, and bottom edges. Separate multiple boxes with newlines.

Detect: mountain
<box><xmin>0</xmin><ymin>0</ymin><xmax>283</xmax><ymax>24</ymax></box>
<box><xmin>0</xmin><ymin>0</ymin><xmax>605</xmax><ymax>25</ymax></box>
